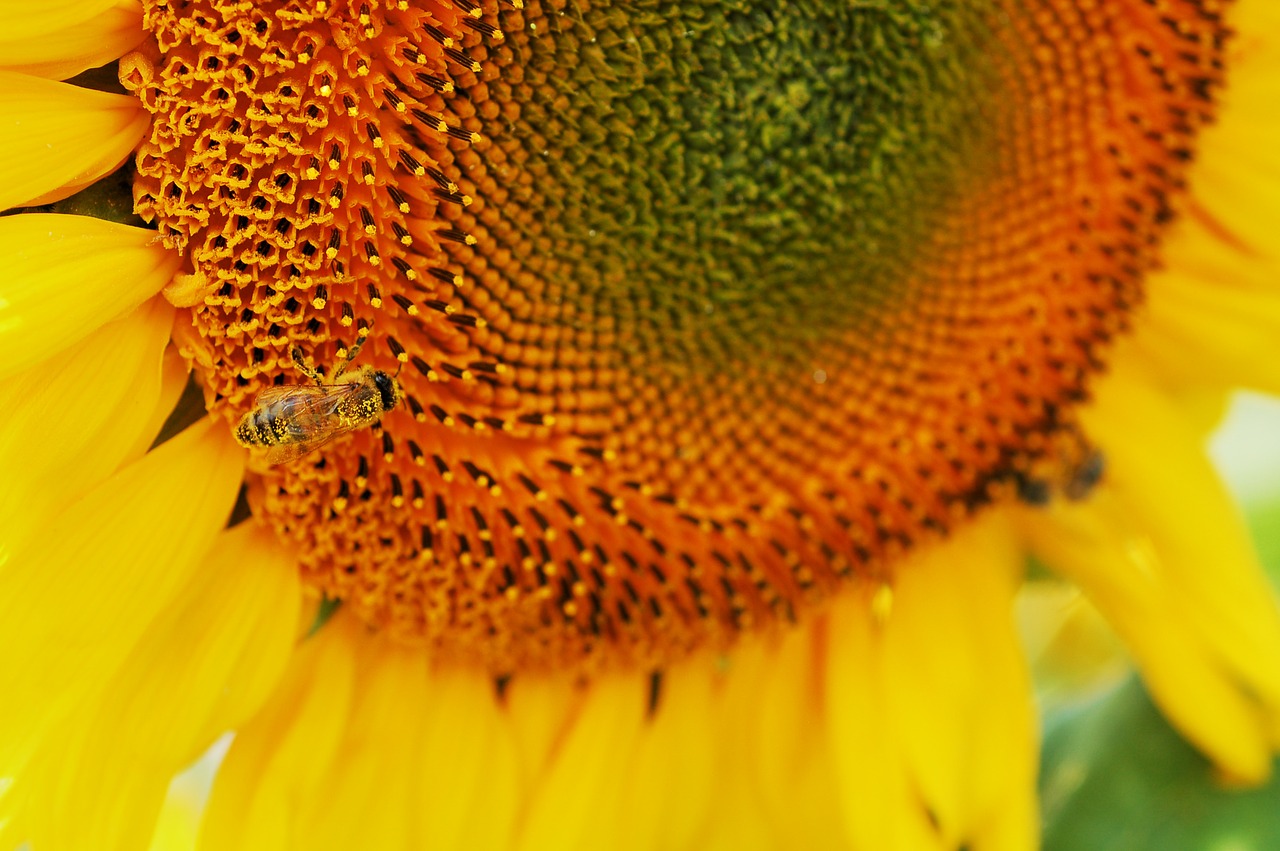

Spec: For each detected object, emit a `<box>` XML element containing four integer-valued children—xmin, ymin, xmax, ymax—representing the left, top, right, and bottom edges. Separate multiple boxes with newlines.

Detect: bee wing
<box><xmin>272</xmin><ymin>385</ymin><xmax>348</xmax><ymax>435</ymax></box>
<box><xmin>250</xmin><ymin>383</ymin><xmax>317</xmax><ymax>408</ymax></box>
<box><xmin>260</xmin><ymin>431</ymin><xmax>350</xmax><ymax>465</ymax></box>
<box><xmin>246</xmin><ymin>382</ymin><xmax>366</xmax><ymax>464</ymax></box>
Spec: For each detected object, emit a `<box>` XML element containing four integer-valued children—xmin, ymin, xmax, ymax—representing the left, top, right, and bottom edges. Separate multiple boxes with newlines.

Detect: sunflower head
<box><xmin>121</xmin><ymin>0</ymin><xmax>1227</xmax><ymax>673</ymax></box>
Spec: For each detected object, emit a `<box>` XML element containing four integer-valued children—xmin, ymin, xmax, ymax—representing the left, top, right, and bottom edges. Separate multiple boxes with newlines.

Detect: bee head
<box><xmin>371</xmin><ymin>370</ymin><xmax>402</xmax><ymax>412</ymax></box>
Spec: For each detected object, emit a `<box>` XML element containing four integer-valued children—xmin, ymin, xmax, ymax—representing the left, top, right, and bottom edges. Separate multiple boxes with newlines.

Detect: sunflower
<box><xmin>1</xmin><ymin>0</ymin><xmax>1278</xmax><ymax>848</ymax></box>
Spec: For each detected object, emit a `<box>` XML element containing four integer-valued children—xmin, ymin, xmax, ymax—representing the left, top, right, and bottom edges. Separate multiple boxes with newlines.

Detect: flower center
<box><xmin>126</xmin><ymin>0</ymin><xmax>1226</xmax><ymax>672</ymax></box>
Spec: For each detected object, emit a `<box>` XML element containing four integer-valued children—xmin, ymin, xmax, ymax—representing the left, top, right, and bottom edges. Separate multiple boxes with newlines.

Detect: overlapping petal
<box><xmin>1021</xmin><ymin>490</ymin><xmax>1274</xmax><ymax>784</ymax></box>
<box><xmin>0</xmin><ymin>69</ymin><xmax>148</xmax><ymax>209</ymax></box>
<box><xmin>0</xmin><ymin>295</ymin><xmax>173</xmax><ymax>549</ymax></box>
<box><xmin>1131</xmin><ymin>0</ymin><xmax>1280</xmax><ymax>397</ymax></box>
<box><xmin>1181</xmin><ymin>0</ymin><xmax>1280</xmax><ymax>266</ymax></box>
<box><xmin>199</xmin><ymin>616</ymin><xmax>359</xmax><ymax>851</ymax></box>
<box><xmin>1</xmin><ymin>523</ymin><xmax>300</xmax><ymax>851</ymax></box>
<box><xmin>0</xmin><ymin>420</ymin><xmax>243</xmax><ymax>795</ymax></box>
<box><xmin>0</xmin><ymin>0</ymin><xmax>121</xmax><ymax>41</ymax></box>
<box><xmin>208</xmin><ymin>623</ymin><xmax>831</xmax><ymax>851</ymax></box>
<box><xmin>611</xmin><ymin>663</ymin><xmax>716</xmax><ymax>851</ymax></box>
<box><xmin>0</xmin><ymin>213</ymin><xmax>179</xmax><ymax>380</ymax></box>
<box><xmin>1085</xmin><ymin>364</ymin><xmax>1280</xmax><ymax>720</ymax></box>
<box><xmin>411</xmin><ymin>669</ymin><xmax>519</xmax><ymax>850</ymax></box>
<box><xmin>0</xmin><ymin>0</ymin><xmax>143</xmax><ymax>80</ymax></box>
<box><xmin>827</xmin><ymin>516</ymin><xmax>1037</xmax><ymax>851</ymax></box>
<box><xmin>513</xmin><ymin>674</ymin><xmax>648</xmax><ymax>851</ymax></box>
<box><xmin>709</xmin><ymin>624</ymin><xmax>848</xmax><ymax>850</ymax></box>
<box><xmin>204</xmin><ymin>615</ymin><xmax>653</xmax><ymax>851</ymax></box>
<box><xmin>1020</xmin><ymin>363</ymin><xmax>1280</xmax><ymax>783</ymax></box>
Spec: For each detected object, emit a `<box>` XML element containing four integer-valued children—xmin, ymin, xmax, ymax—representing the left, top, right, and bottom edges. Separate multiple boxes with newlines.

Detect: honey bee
<box><xmin>233</xmin><ymin>337</ymin><xmax>402</xmax><ymax>464</ymax></box>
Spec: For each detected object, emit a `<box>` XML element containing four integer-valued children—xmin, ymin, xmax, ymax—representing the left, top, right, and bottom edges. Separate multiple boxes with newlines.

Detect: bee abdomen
<box><xmin>234</xmin><ymin>411</ymin><xmax>286</xmax><ymax>447</ymax></box>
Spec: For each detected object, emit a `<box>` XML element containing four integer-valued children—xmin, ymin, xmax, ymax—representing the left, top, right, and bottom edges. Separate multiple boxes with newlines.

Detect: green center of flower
<box><xmin>481</xmin><ymin>3</ymin><xmax>997</xmax><ymax>367</ymax></box>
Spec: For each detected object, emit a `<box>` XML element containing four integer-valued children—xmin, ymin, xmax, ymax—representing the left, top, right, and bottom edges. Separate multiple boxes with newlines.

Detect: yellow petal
<box><xmin>296</xmin><ymin>652</ymin><xmax>522</xmax><ymax>851</ymax></box>
<box><xmin>1019</xmin><ymin>490</ymin><xmax>1274</xmax><ymax>783</ymax></box>
<box><xmin>1085</xmin><ymin>362</ymin><xmax>1280</xmax><ymax>716</ymax></box>
<box><xmin>747</xmin><ymin>625</ymin><xmax>848</xmax><ymax>849</ymax></box>
<box><xmin>202</xmin><ymin>616</ymin><xmax>523</xmax><ymax>851</ymax></box>
<box><xmin>615</xmin><ymin>659</ymin><xmax>717</xmax><ymax>851</ymax></box>
<box><xmin>147</xmin><ymin>780</ymin><xmax>204</xmax><ymax>851</ymax></box>
<box><xmin>1175</xmin><ymin>0</ymin><xmax>1280</xmax><ymax>267</ymax></box>
<box><xmin>0</xmin><ymin>213</ymin><xmax>179</xmax><ymax>380</ymax></box>
<box><xmin>456</xmin><ymin>706</ymin><xmax>522</xmax><ymax>851</ymax></box>
<box><xmin>413</xmin><ymin>667</ymin><xmax>519</xmax><ymax>850</ymax></box>
<box><xmin>0</xmin><ymin>420</ymin><xmax>243</xmax><ymax>780</ymax></box>
<box><xmin>200</xmin><ymin>616</ymin><xmax>359</xmax><ymax>851</ymax></box>
<box><xmin>699</xmin><ymin>642</ymin><xmax>798</xmax><ymax>851</ymax></box>
<box><xmin>0</xmin><ymin>0</ymin><xmax>118</xmax><ymax>40</ymax></box>
<box><xmin>879</xmin><ymin>515</ymin><xmax>1038</xmax><ymax>851</ymax></box>
<box><xmin>292</xmin><ymin>641</ymin><xmax>431</xmax><ymax>851</ymax></box>
<box><xmin>826</xmin><ymin>587</ymin><xmax>944</xmax><ymax>851</ymax></box>
<box><xmin>1135</xmin><ymin>254</ymin><xmax>1280</xmax><ymax>396</ymax></box>
<box><xmin>1015</xmin><ymin>583</ymin><xmax>1128</xmax><ymax>706</ymax></box>
<box><xmin>124</xmin><ymin>341</ymin><xmax>195</xmax><ymax>463</ymax></box>
<box><xmin>0</xmin><ymin>70</ymin><xmax>148</xmax><ymax>209</ymax></box>
<box><xmin>4</xmin><ymin>523</ymin><xmax>299</xmax><ymax>851</ymax></box>
<box><xmin>0</xmin><ymin>0</ymin><xmax>143</xmax><ymax>80</ymax></box>
<box><xmin>503</xmin><ymin>668</ymin><xmax>579</xmax><ymax>792</ymax></box>
<box><xmin>514</xmin><ymin>673</ymin><xmax>648</xmax><ymax>851</ymax></box>
<box><xmin>1131</xmin><ymin>0</ymin><xmax>1280</xmax><ymax>395</ymax></box>
<box><xmin>0</xmin><ymin>295</ymin><xmax>173</xmax><ymax>551</ymax></box>
<box><xmin>192</xmin><ymin>556</ymin><xmax>301</xmax><ymax>749</ymax></box>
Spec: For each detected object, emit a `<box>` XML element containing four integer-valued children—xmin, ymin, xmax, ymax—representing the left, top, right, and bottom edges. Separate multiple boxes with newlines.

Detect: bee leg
<box><xmin>291</xmin><ymin>347</ymin><xmax>326</xmax><ymax>386</ymax></box>
<box><xmin>332</xmin><ymin>334</ymin><xmax>367</xmax><ymax>381</ymax></box>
